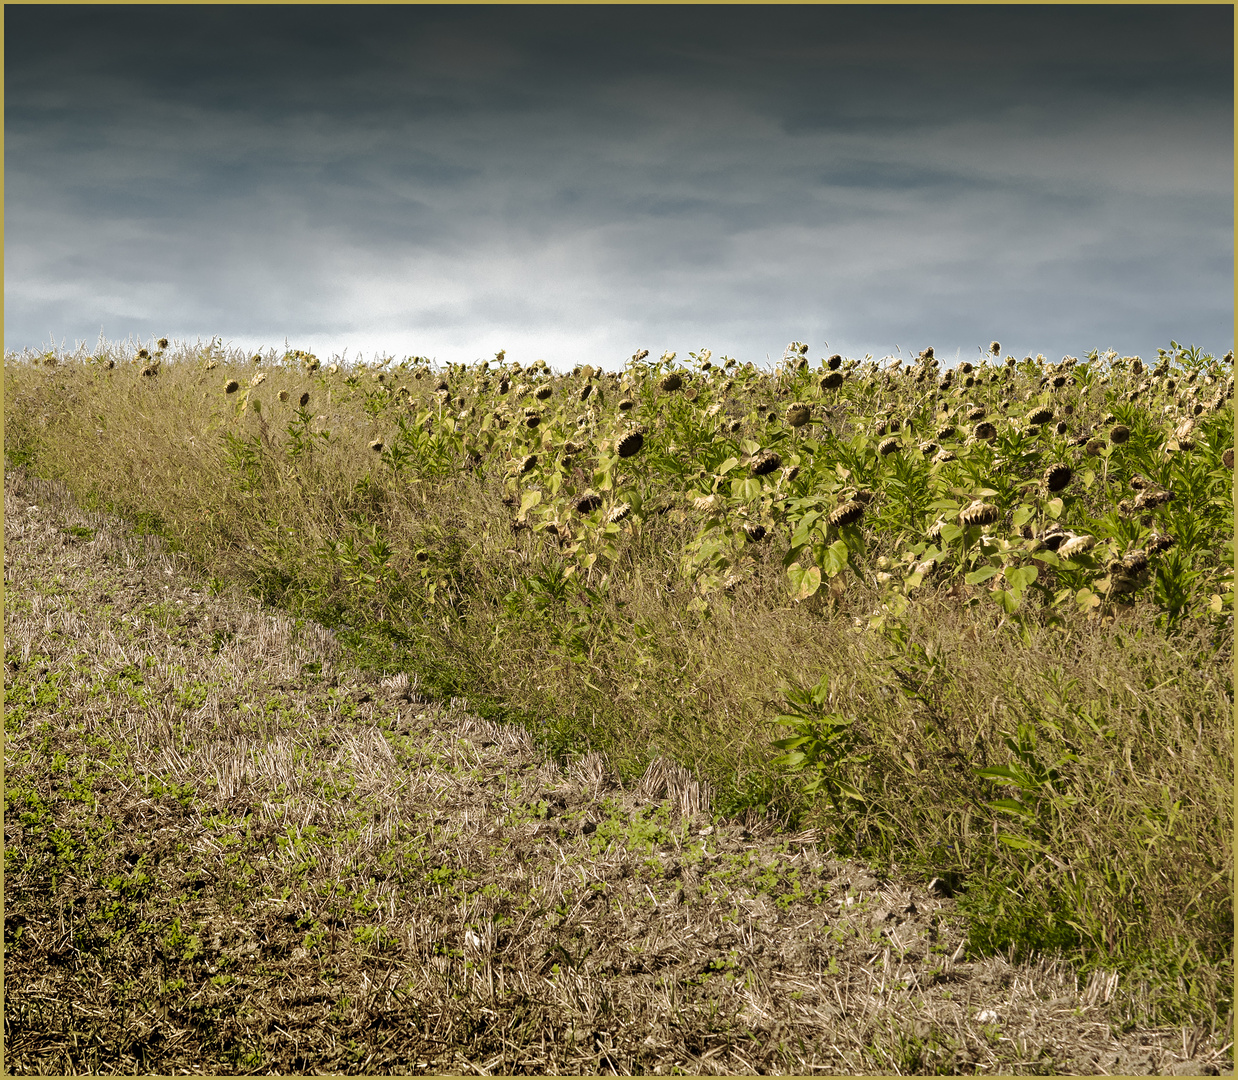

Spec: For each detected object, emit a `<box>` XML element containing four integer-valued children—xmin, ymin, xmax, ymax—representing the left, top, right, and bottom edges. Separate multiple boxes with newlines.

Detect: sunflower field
<box><xmin>5</xmin><ymin>335</ymin><xmax>1234</xmax><ymax>1024</ymax></box>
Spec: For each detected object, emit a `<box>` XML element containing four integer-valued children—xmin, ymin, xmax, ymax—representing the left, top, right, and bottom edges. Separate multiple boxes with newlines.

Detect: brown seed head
<box><xmin>785</xmin><ymin>403</ymin><xmax>812</xmax><ymax>428</ymax></box>
<box><xmin>224</xmin><ymin>379</ymin><xmax>240</xmax><ymax>394</ymax></box>
<box><xmin>742</xmin><ymin>522</ymin><xmax>767</xmax><ymax>542</ymax></box>
<box><xmin>607</xmin><ymin>502</ymin><xmax>632</xmax><ymax>524</ymax></box>
<box><xmin>1028</xmin><ymin>407</ymin><xmax>1054</xmax><ymax>427</ymax></box>
<box><xmin>877</xmin><ymin>437</ymin><xmax>900</xmax><ymax>456</ymax></box>
<box><xmin>973</xmin><ymin>422</ymin><xmax>997</xmax><ymax>441</ymax></box>
<box><xmin>1044</xmin><ymin>463</ymin><xmax>1072</xmax><ymax>492</ymax></box>
<box><xmin>1134</xmin><ymin>488</ymin><xmax>1173</xmax><ymax>510</ymax></box>
<box><xmin>1057</xmin><ymin>534</ymin><xmax>1096</xmax><ymax>560</ymax></box>
<box><xmin>959</xmin><ymin>500</ymin><xmax>999</xmax><ymax>528</ymax></box>
<box><xmin>573</xmin><ymin>492</ymin><xmax>603</xmax><ymax>515</ymax></box>
<box><xmin>369</xmin><ymin>439</ymin><xmax>384</xmax><ymax>453</ymax></box>
<box><xmin>1110</xmin><ymin>424</ymin><xmax>1130</xmax><ymax>444</ymax></box>
<box><xmin>819</xmin><ymin>371</ymin><xmax>844</xmax><ymax>390</ymax></box>
<box><xmin>617</xmin><ymin>431</ymin><xmax>645</xmax><ymax>458</ymax></box>
<box><xmin>1121</xmin><ymin>549</ymin><xmax>1149</xmax><ymax>575</ymax></box>
<box><xmin>829</xmin><ymin>500</ymin><xmax>865</xmax><ymax>528</ymax></box>
<box><xmin>750</xmin><ymin>450</ymin><xmax>782</xmax><ymax>476</ymax></box>
<box><xmin>659</xmin><ymin>372</ymin><xmax>683</xmax><ymax>392</ymax></box>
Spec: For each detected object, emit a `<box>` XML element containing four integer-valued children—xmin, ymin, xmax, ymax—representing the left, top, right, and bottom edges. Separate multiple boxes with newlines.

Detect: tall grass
<box><xmin>5</xmin><ymin>336</ymin><xmax>1233</xmax><ymax>1027</ymax></box>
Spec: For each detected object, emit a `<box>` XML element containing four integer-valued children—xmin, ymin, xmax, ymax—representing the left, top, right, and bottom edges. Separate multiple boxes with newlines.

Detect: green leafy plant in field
<box><xmin>770</xmin><ymin>675</ymin><xmax>869</xmax><ymax>819</ymax></box>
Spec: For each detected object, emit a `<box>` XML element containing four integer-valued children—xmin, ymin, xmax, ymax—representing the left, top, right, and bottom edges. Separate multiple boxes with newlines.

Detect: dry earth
<box><xmin>3</xmin><ymin>467</ymin><xmax>1230</xmax><ymax>1075</ymax></box>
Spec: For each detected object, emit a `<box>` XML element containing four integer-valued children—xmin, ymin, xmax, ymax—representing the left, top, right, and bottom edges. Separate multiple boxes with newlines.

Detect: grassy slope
<box><xmin>3</xmin><ymin>466</ymin><xmax>1230</xmax><ymax>1075</ymax></box>
<box><xmin>4</xmin><ymin>339</ymin><xmax>1234</xmax><ymax>1043</ymax></box>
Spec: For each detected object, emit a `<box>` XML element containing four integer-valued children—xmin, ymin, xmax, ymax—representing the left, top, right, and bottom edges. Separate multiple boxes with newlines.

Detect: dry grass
<box><xmin>4</xmin><ymin>338</ymin><xmax>1233</xmax><ymax>1071</ymax></box>
<box><xmin>4</xmin><ymin>468</ymin><xmax>1231</xmax><ymax>1074</ymax></box>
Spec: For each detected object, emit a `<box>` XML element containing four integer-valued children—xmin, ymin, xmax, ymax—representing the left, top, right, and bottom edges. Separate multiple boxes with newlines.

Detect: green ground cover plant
<box><xmin>3</xmin><ymin>335</ymin><xmax>1233</xmax><ymax>1072</ymax></box>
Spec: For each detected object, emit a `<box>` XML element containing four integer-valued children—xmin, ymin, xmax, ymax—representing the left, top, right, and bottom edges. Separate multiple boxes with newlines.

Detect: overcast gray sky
<box><xmin>5</xmin><ymin>5</ymin><xmax>1233</xmax><ymax>370</ymax></box>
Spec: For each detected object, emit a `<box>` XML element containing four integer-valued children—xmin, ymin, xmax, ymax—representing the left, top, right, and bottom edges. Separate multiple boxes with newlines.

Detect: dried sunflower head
<box><xmin>518</xmin><ymin>453</ymin><xmax>538</xmax><ymax>474</ymax></box>
<box><xmin>1224</xmin><ymin>448</ymin><xmax>1235</xmax><ymax>469</ymax></box>
<box><xmin>659</xmin><ymin>372</ymin><xmax>683</xmax><ymax>393</ymax></box>
<box><xmin>959</xmin><ymin>500</ymin><xmax>998</xmax><ymax>528</ymax></box>
<box><xmin>820</xmin><ymin>371</ymin><xmax>844</xmax><ymax>390</ymax></box>
<box><xmin>299</xmin><ymin>391</ymin><xmax>310</xmax><ymax>407</ymax></box>
<box><xmin>606</xmin><ymin>502</ymin><xmax>632</xmax><ymax>524</ymax></box>
<box><xmin>1043</xmin><ymin>463</ymin><xmax>1072</xmax><ymax>492</ymax></box>
<box><xmin>617</xmin><ymin>431</ymin><xmax>645</xmax><ymax>458</ymax></box>
<box><xmin>1121</xmin><ymin>549</ymin><xmax>1149</xmax><ymax>575</ymax></box>
<box><xmin>785</xmin><ymin>403</ymin><xmax>812</xmax><ymax>428</ymax></box>
<box><xmin>573</xmin><ymin>492</ymin><xmax>603</xmax><ymax>515</ymax></box>
<box><xmin>1028</xmin><ymin>407</ymin><xmax>1054</xmax><ymax>426</ymax></box>
<box><xmin>829</xmin><ymin>499</ymin><xmax>865</xmax><ymax>528</ymax></box>
<box><xmin>877</xmin><ymin>437</ymin><xmax>900</xmax><ymax>456</ymax></box>
<box><xmin>1134</xmin><ymin>488</ymin><xmax>1173</xmax><ymax>510</ymax></box>
<box><xmin>224</xmin><ymin>379</ymin><xmax>240</xmax><ymax>394</ymax></box>
<box><xmin>1109</xmin><ymin>424</ymin><xmax>1131</xmax><ymax>445</ymax></box>
<box><xmin>369</xmin><ymin>439</ymin><xmax>384</xmax><ymax>453</ymax></box>
<box><xmin>973</xmin><ymin>422</ymin><xmax>997</xmax><ymax>441</ymax></box>
<box><xmin>742</xmin><ymin>522</ymin><xmax>767</xmax><ymax>542</ymax></box>
<box><xmin>1057</xmin><ymin>533</ymin><xmax>1096</xmax><ymax>560</ymax></box>
<box><xmin>750</xmin><ymin>450</ymin><xmax>781</xmax><ymax>476</ymax></box>
<box><xmin>535</xmin><ymin>385</ymin><xmax>553</xmax><ymax>401</ymax></box>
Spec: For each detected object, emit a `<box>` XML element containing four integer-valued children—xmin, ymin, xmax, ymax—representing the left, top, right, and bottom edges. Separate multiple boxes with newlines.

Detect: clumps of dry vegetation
<box><xmin>4</xmin><ymin>469</ymin><xmax>1230</xmax><ymax>1074</ymax></box>
<box><xmin>4</xmin><ymin>334</ymin><xmax>1233</xmax><ymax>1068</ymax></box>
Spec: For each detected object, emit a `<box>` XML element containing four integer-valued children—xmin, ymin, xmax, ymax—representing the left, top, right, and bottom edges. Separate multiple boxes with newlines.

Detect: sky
<box><xmin>4</xmin><ymin>5</ymin><xmax>1233</xmax><ymax>371</ymax></box>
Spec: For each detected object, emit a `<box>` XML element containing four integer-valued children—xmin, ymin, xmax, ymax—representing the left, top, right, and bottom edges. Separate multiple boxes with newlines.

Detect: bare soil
<box><xmin>3</xmin><ymin>467</ymin><xmax>1229</xmax><ymax>1075</ymax></box>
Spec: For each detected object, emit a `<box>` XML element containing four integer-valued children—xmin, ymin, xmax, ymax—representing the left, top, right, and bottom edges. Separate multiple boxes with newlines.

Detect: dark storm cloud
<box><xmin>4</xmin><ymin>5</ymin><xmax>1232</xmax><ymax>368</ymax></box>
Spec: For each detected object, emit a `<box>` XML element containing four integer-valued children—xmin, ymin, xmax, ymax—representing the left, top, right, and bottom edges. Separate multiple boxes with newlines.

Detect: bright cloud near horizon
<box><xmin>4</xmin><ymin>5</ymin><xmax>1233</xmax><ymax>370</ymax></box>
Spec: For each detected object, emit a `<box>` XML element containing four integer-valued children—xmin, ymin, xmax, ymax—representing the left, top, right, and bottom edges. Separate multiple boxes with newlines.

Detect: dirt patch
<box><xmin>4</xmin><ymin>468</ymin><xmax>1230</xmax><ymax>1074</ymax></box>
